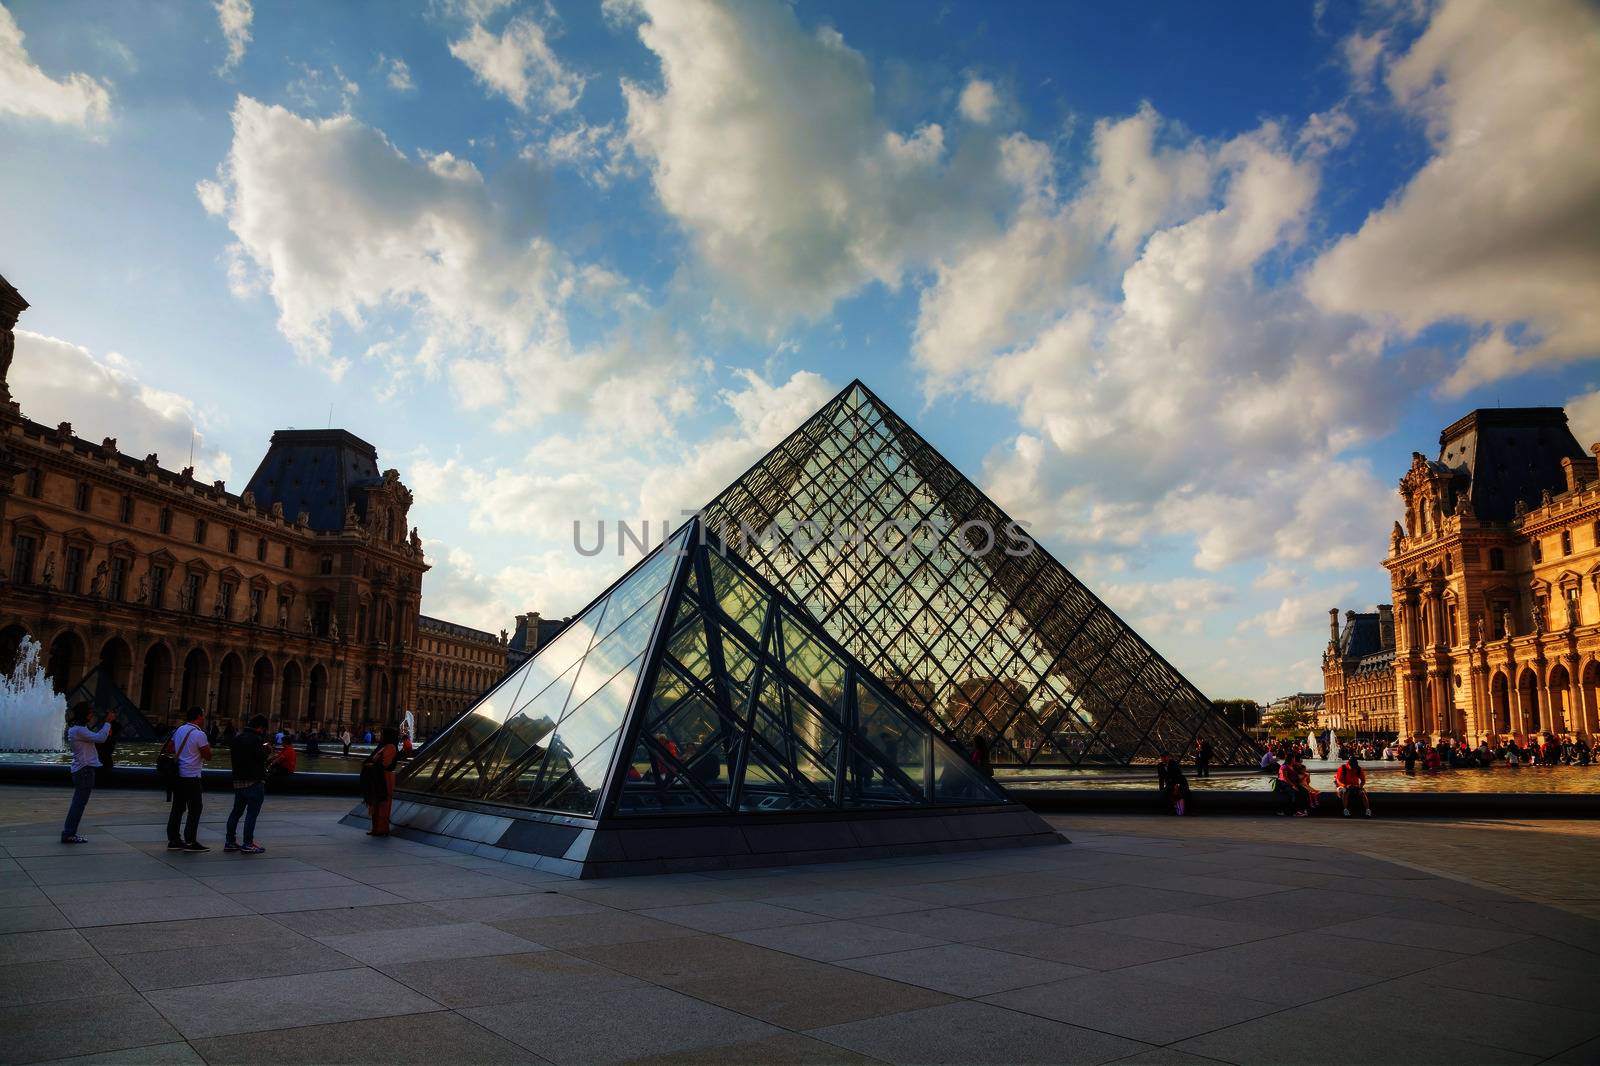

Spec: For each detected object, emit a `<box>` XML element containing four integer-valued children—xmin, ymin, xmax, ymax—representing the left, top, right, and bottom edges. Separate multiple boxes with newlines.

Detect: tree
<box><xmin>1211</xmin><ymin>699</ymin><xmax>1260</xmax><ymax>731</ymax></box>
<box><xmin>1262</xmin><ymin>700</ymin><xmax>1318</xmax><ymax>735</ymax></box>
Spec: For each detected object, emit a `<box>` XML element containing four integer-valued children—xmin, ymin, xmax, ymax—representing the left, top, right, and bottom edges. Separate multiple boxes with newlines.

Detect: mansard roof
<box><xmin>243</xmin><ymin>429</ymin><xmax>383</xmax><ymax>532</ymax></box>
<box><xmin>1437</xmin><ymin>408</ymin><xmax>1586</xmax><ymax>523</ymax></box>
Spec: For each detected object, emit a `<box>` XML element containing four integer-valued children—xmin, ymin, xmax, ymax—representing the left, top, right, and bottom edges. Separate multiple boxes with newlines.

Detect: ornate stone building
<box><xmin>0</xmin><ymin>273</ymin><xmax>526</xmax><ymax>735</ymax></box>
<box><xmin>1383</xmin><ymin>407</ymin><xmax>1600</xmax><ymax>741</ymax></box>
<box><xmin>415</xmin><ymin>615</ymin><xmax>508</xmax><ymax>737</ymax></box>
<box><xmin>1321</xmin><ymin>606</ymin><xmax>1398</xmax><ymax>735</ymax></box>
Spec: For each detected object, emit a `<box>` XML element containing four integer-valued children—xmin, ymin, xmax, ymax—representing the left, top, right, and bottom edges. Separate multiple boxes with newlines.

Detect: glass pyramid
<box><xmin>701</xmin><ymin>381</ymin><xmax>1260</xmax><ymax>768</ymax></box>
<box><xmin>400</xmin><ymin>520</ymin><xmax>1012</xmax><ymax>821</ymax></box>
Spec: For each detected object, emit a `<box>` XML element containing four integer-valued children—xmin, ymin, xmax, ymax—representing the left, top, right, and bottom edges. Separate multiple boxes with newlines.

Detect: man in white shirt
<box><xmin>166</xmin><ymin>707</ymin><xmax>213</xmax><ymax>852</ymax></box>
<box><xmin>61</xmin><ymin>702</ymin><xmax>116</xmax><ymax>843</ymax></box>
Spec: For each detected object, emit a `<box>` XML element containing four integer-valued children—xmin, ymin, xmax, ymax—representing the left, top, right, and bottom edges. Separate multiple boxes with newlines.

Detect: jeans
<box><xmin>225</xmin><ymin>783</ymin><xmax>265</xmax><ymax>845</ymax></box>
<box><xmin>61</xmin><ymin>767</ymin><xmax>95</xmax><ymax>838</ymax></box>
<box><xmin>167</xmin><ymin>777</ymin><xmax>203</xmax><ymax>844</ymax></box>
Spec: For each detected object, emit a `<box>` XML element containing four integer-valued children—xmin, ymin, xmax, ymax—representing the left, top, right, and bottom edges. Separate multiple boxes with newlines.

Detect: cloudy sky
<box><xmin>3</xmin><ymin>0</ymin><xmax>1598</xmax><ymax>700</ymax></box>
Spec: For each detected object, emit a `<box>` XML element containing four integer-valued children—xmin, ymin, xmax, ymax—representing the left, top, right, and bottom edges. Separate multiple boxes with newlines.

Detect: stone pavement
<box><xmin>0</xmin><ymin>785</ymin><xmax>1597</xmax><ymax>1066</ymax></box>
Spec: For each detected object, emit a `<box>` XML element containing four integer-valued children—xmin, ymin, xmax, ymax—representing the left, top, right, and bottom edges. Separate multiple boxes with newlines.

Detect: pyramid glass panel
<box><xmin>703</xmin><ymin>381</ymin><xmax>1259</xmax><ymax>767</ymax></box>
<box><xmin>379</xmin><ymin>517</ymin><xmax>1065</xmax><ymax>877</ymax></box>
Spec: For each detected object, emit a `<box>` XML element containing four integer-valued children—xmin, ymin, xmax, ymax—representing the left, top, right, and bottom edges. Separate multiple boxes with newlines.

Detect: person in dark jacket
<box><xmin>225</xmin><ymin>715</ymin><xmax>273</xmax><ymax>854</ymax></box>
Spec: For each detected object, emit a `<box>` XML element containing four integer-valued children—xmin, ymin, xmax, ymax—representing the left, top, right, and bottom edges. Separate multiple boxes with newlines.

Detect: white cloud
<box><xmin>1097</xmin><ymin>576</ymin><xmax>1233</xmax><ymax>637</ymax></box>
<box><xmin>11</xmin><ymin>330</ymin><xmax>232</xmax><ymax>483</ymax></box>
<box><xmin>198</xmin><ymin>97</ymin><xmax>693</xmax><ymax>436</ymax></box>
<box><xmin>0</xmin><ymin>3</ymin><xmax>111</xmax><ymax>128</ymax></box>
<box><xmin>958</xmin><ymin>78</ymin><xmax>1000</xmax><ymax>124</ymax></box>
<box><xmin>449</xmin><ymin>14</ymin><xmax>584</xmax><ymax>113</ymax></box>
<box><xmin>1239</xmin><ymin>583</ymin><xmax>1358</xmax><ymax>639</ymax></box>
<box><xmin>215</xmin><ymin>0</ymin><xmax>252</xmax><ymax>74</ymax></box>
<box><xmin>1306</xmin><ymin>0</ymin><xmax>1600</xmax><ymax>395</ymax></box>
<box><xmin>380</xmin><ymin>54</ymin><xmax>414</xmax><ymax>93</ymax></box>
<box><xmin>419</xmin><ymin>540</ymin><xmax>602</xmax><ymax>632</ymax></box>
<box><xmin>617</xmin><ymin>0</ymin><xmax>1020</xmax><ymax>321</ymax></box>
<box><xmin>1565</xmin><ymin>389</ymin><xmax>1600</xmax><ymax>449</ymax></box>
<box><xmin>534</xmin><ymin>120</ymin><xmax>633</xmax><ymax>187</ymax></box>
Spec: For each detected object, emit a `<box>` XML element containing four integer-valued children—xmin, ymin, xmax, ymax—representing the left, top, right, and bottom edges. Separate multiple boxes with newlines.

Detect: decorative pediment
<box><xmin>216</xmin><ymin>565</ymin><xmax>244</xmax><ymax>584</ymax></box>
<box><xmin>104</xmin><ymin>538</ymin><xmax>136</xmax><ymax>557</ymax></box>
<box><xmin>147</xmin><ymin>548</ymin><xmax>176</xmax><ymax>567</ymax></box>
<box><xmin>59</xmin><ymin>526</ymin><xmax>94</xmax><ymax>545</ymax></box>
<box><xmin>9</xmin><ymin>514</ymin><xmax>49</xmax><ymax>535</ymax></box>
<box><xmin>182</xmin><ymin>556</ymin><xmax>213</xmax><ymax>575</ymax></box>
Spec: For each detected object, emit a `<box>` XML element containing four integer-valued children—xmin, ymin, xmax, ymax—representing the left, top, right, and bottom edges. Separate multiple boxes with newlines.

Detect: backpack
<box><xmin>157</xmin><ymin>726</ymin><xmax>196</xmax><ymax>798</ymax></box>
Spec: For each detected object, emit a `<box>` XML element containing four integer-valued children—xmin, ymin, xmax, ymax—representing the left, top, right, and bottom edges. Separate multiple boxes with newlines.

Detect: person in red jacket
<box><xmin>1334</xmin><ymin>755</ymin><xmax>1372</xmax><ymax>817</ymax></box>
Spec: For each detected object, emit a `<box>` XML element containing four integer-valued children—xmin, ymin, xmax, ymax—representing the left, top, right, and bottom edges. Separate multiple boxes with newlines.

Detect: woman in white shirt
<box><xmin>61</xmin><ymin>702</ymin><xmax>116</xmax><ymax>843</ymax></box>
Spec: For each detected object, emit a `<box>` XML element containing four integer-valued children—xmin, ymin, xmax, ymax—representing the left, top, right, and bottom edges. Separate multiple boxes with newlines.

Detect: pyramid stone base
<box><xmin>342</xmin><ymin>794</ymin><xmax>1065</xmax><ymax>879</ymax></box>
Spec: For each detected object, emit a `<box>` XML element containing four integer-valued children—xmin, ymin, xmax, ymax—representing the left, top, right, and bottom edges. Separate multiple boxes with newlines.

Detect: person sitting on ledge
<box><xmin>1275</xmin><ymin>754</ymin><xmax>1309</xmax><ymax>817</ymax></box>
<box><xmin>1259</xmin><ymin>748</ymin><xmax>1280</xmax><ymax>774</ymax></box>
<box><xmin>270</xmin><ymin>736</ymin><xmax>297</xmax><ymax>777</ymax></box>
<box><xmin>1334</xmin><ymin>756</ymin><xmax>1372</xmax><ymax>818</ymax></box>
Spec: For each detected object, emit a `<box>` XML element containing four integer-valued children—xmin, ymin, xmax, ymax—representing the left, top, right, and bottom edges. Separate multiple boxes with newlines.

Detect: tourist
<box><xmin>225</xmin><ymin>715</ymin><xmax>272</xmax><ymax>854</ymax></box>
<box><xmin>1276</xmin><ymin>754</ymin><xmax>1309</xmax><ymax>816</ymax></box>
<box><xmin>1576</xmin><ymin>737</ymin><xmax>1592</xmax><ymax>766</ymax></box>
<box><xmin>1195</xmin><ymin>737</ymin><xmax>1212</xmax><ymax>779</ymax></box>
<box><xmin>60</xmin><ymin>702</ymin><xmax>116</xmax><ymax>844</ymax></box>
<box><xmin>271</xmin><ymin>735</ymin><xmax>298</xmax><ymax>777</ymax></box>
<box><xmin>1401</xmin><ymin>739</ymin><xmax>1417</xmax><ymax>774</ymax></box>
<box><xmin>1506</xmin><ymin>737</ymin><xmax>1523</xmax><ymax>767</ymax></box>
<box><xmin>94</xmin><ymin>709</ymin><xmax>121</xmax><ymax>787</ymax></box>
<box><xmin>970</xmin><ymin>734</ymin><xmax>993</xmax><ymax>778</ymax></box>
<box><xmin>1157</xmin><ymin>752</ymin><xmax>1176</xmax><ymax>809</ymax></box>
<box><xmin>1423</xmin><ymin>744</ymin><xmax>1442</xmax><ymax>773</ymax></box>
<box><xmin>305</xmin><ymin>728</ymin><xmax>320</xmax><ymax>756</ymax></box>
<box><xmin>1167</xmin><ymin>759</ymin><xmax>1190</xmax><ymax>816</ymax></box>
<box><xmin>339</xmin><ymin>729</ymin><xmax>353</xmax><ymax>757</ymax></box>
<box><xmin>1296</xmin><ymin>755</ymin><xmax>1322</xmax><ymax>810</ymax></box>
<box><xmin>363</xmin><ymin>728</ymin><xmax>374</xmax><ymax>745</ymax></box>
<box><xmin>362</xmin><ymin>726</ymin><xmax>400</xmax><ymax>836</ymax></box>
<box><xmin>1334</xmin><ymin>755</ymin><xmax>1373</xmax><ymax>817</ymax></box>
<box><xmin>1259</xmin><ymin>748</ymin><xmax>1280</xmax><ymax>774</ymax></box>
<box><xmin>165</xmin><ymin>707</ymin><xmax>212</xmax><ymax>852</ymax></box>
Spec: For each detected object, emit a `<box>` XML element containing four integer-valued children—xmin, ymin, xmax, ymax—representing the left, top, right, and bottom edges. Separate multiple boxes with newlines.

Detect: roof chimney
<box><xmin>1377</xmin><ymin>604</ymin><xmax>1395</xmax><ymax>650</ymax></box>
<box><xmin>1329</xmin><ymin>607</ymin><xmax>1340</xmax><ymax>646</ymax></box>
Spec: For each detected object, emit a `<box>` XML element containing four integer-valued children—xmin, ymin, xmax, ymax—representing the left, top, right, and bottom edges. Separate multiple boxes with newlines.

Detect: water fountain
<box><xmin>0</xmin><ymin>636</ymin><xmax>67</xmax><ymax>752</ymax></box>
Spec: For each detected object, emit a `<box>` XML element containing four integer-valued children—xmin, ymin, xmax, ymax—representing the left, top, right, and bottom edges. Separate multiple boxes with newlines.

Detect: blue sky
<box><xmin>3</xmin><ymin>0</ymin><xmax>1598</xmax><ymax>700</ymax></box>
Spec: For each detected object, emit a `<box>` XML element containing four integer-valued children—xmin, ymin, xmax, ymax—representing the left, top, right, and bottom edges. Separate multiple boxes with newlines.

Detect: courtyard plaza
<box><xmin>0</xmin><ymin>787</ymin><xmax>1597</xmax><ymax>1065</ymax></box>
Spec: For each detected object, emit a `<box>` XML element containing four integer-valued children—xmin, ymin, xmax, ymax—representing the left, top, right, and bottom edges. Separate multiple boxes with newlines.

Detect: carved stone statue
<box><xmin>40</xmin><ymin>552</ymin><xmax>55</xmax><ymax>589</ymax></box>
<box><xmin>296</xmin><ymin>510</ymin><xmax>310</xmax><ymax>527</ymax></box>
<box><xmin>241</xmin><ymin>490</ymin><xmax>256</xmax><ymax>510</ymax></box>
<box><xmin>329</xmin><ymin>614</ymin><xmax>341</xmax><ymax>641</ymax></box>
<box><xmin>212</xmin><ymin>590</ymin><xmax>226</xmax><ymax>618</ymax></box>
<box><xmin>270</xmin><ymin>501</ymin><xmax>284</xmax><ymax>520</ymax></box>
<box><xmin>89</xmin><ymin>561</ymin><xmax>108</xmax><ymax>598</ymax></box>
<box><xmin>278</xmin><ymin>603</ymin><xmax>289</xmax><ymax>629</ymax></box>
<box><xmin>1568</xmin><ymin>597</ymin><xmax>1580</xmax><ymax>630</ymax></box>
<box><xmin>303</xmin><ymin>608</ymin><xmax>313</xmax><ymax>633</ymax></box>
<box><xmin>1390</xmin><ymin>521</ymin><xmax>1404</xmax><ymax>552</ymax></box>
<box><xmin>409</xmin><ymin>526</ymin><xmax>422</xmax><ymax>552</ymax></box>
<box><xmin>344</xmin><ymin>501</ymin><xmax>359</xmax><ymax>529</ymax></box>
<box><xmin>135</xmin><ymin>571</ymin><xmax>150</xmax><ymax>604</ymax></box>
<box><xmin>179</xmin><ymin>580</ymin><xmax>193</xmax><ymax>613</ymax></box>
<box><xmin>1456</xmin><ymin>494</ymin><xmax>1475</xmax><ymax>520</ymax></box>
<box><xmin>1469</xmin><ymin>615</ymin><xmax>1480</xmax><ymax>645</ymax></box>
<box><xmin>1532</xmin><ymin>601</ymin><xmax>1545</xmax><ymax>634</ymax></box>
<box><xmin>1502</xmin><ymin>608</ymin><xmax>1514</xmax><ymax>640</ymax></box>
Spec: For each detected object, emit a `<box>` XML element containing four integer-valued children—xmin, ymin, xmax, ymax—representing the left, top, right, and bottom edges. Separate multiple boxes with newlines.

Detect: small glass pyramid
<box><xmin>390</xmin><ymin>521</ymin><xmax>1048</xmax><ymax>876</ymax></box>
<box><xmin>702</xmin><ymin>381</ymin><xmax>1261</xmax><ymax>768</ymax></box>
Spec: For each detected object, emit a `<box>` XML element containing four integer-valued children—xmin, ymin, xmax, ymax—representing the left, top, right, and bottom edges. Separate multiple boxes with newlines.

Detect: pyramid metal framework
<box><xmin>702</xmin><ymin>381</ymin><xmax>1260</xmax><ymax>768</ymax></box>
<box><xmin>372</xmin><ymin>521</ymin><xmax>1060</xmax><ymax>877</ymax></box>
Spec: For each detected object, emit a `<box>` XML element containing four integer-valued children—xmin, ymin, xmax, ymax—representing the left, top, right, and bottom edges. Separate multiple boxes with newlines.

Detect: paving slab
<box><xmin>466</xmin><ymin>984</ymin><xmax>783</xmax><ymax>1065</ymax></box>
<box><xmin>379</xmin><ymin>949</ymin><xmax>643</xmax><ymax>1008</ymax></box>
<box><xmin>1315</xmin><ymin>913</ymin><xmax>1532</xmax><ymax>953</ymax></box>
<box><xmin>858</xmin><ymin>906</ymin><xmax>1062</xmax><ymax>943</ymax></box>
<box><xmin>223</xmin><ymin>884</ymin><xmax>409</xmax><ymax>913</ymax></box>
<box><xmin>984</xmin><ymin>970</ymin><xmax>1280</xmax><ymax>1045</ymax></box>
<box><xmin>30</xmin><ymin>1041</ymin><xmax>206</xmax><ymax>1065</ymax></box>
<box><xmin>490</xmin><ymin>910</ymin><xmax>703</xmax><ymax>950</ymax></box>
<box><xmin>973</xmin><ymin>925</ymin><xmax>1197</xmax><ymax>971</ymax></box>
<box><xmin>0</xmin><ymin>955</ymin><xmax>134</xmax><ymax>1006</ymax></box>
<box><xmin>191</xmin><ymin>1010</ymin><xmax>544</xmax><ymax>1065</ymax></box>
<box><xmin>1074</xmin><ymin>911</ymin><xmax>1283</xmax><ymax>949</ymax></box>
<box><xmin>808</xmin><ymin>999</ymin><xmax>1149</xmax><ymax>1066</ymax></box>
<box><xmin>636</xmin><ymin>899</ymin><xmax>828</xmax><ymax>933</ymax></box>
<box><xmin>0</xmin><ymin>925</ymin><xmax>95</xmax><ymax>963</ymax></box>
<box><xmin>263</xmin><ymin>901</ymin><xmax>458</xmax><ymax>937</ymax></box>
<box><xmin>729</xmin><ymin>918</ymin><xmax>945</xmax><ymax>961</ymax></box>
<box><xmin>0</xmin><ymin>903</ymin><xmax>70</xmax><ymax>932</ymax></box>
<box><xmin>839</xmin><ymin>941</ymin><xmax>1090</xmax><ymax>997</ymax></box>
<box><xmin>146</xmin><ymin>967</ymin><xmax>443</xmax><ymax>1040</ymax></box>
<box><xmin>106</xmin><ymin>933</ymin><xmax>361</xmax><ymax>990</ymax></box>
<box><xmin>670</xmin><ymin>955</ymin><xmax>954</xmax><ymax>1030</ymax></box>
<box><xmin>618</xmin><ymin>1031</ymin><xmax>882</xmax><ymax>1065</ymax></box>
<box><xmin>317</xmin><ymin>920</ymin><xmax>545</xmax><ymax>965</ymax></box>
<box><xmin>0</xmin><ymin>991</ymin><xmax>182</xmax><ymax>1065</ymax></box>
<box><xmin>752</xmin><ymin>889</ymin><xmax>929</xmax><ymax>919</ymax></box>
<box><xmin>80</xmin><ymin>914</ymin><xmax>284</xmax><ymax>955</ymax></box>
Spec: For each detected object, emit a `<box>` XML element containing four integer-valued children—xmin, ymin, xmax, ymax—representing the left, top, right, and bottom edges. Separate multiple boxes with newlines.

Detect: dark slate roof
<box><xmin>243</xmin><ymin>429</ymin><xmax>382</xmax><ymax>531</ymax></box>
<box><xmin>508</xmin><ymin>615</ymin><xmax>570</xmax><ymax>655</ymax></box>
<box><xmin>1438</xmin><ymin>408</ymin><xmax>1586</xmax><ymax>523</ymax></box>
<box><xmin>1338</xmin><ymin>612</ymin><xmax>1385</xmax><ymax>660</ymax></box>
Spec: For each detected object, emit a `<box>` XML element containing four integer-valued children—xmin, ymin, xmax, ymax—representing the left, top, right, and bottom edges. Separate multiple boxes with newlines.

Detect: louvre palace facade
<box><xmin>0</xmin><ymin>273</ymin><xmax>509</xmax><ymax>735</ymax></box>
<box><xmin>1326</xmin><ymin>407</ymin><xmax>1600</xmax><ymax>743</ymax></box>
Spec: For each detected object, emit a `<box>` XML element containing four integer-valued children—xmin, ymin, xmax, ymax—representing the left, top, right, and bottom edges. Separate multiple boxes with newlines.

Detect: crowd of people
<box><xmin>56</xmin><ymin>702</ymin><xmax>415</xmax><ymax>850</ymax></box>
